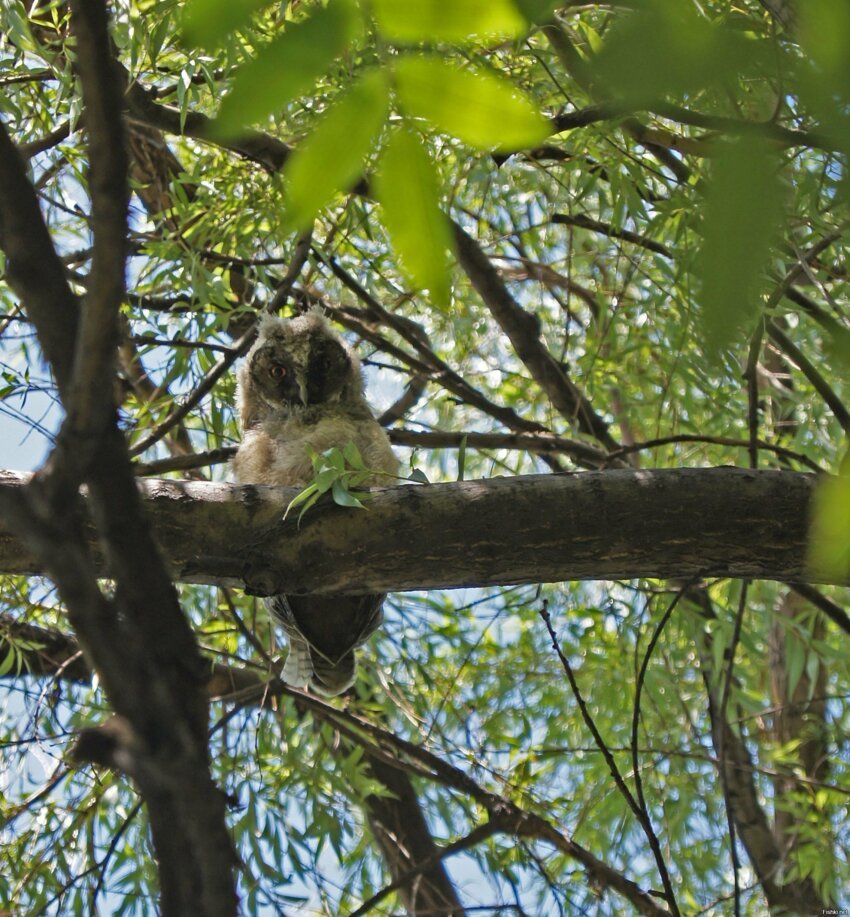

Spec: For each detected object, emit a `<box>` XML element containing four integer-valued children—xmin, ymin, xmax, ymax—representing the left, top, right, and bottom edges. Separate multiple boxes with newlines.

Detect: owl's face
<box><xmin>247</xmin><ymin>312</ymin><xmax>358</xmax><ymax>410</ymax></box>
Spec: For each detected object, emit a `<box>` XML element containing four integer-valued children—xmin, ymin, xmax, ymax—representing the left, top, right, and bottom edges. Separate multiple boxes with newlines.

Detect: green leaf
<box><xmin>323</xmin><ymin>447</ymin><xmax>346</xmax><ymax>474</ymax></box>
<box><xmin>284</xmin><ymin>482</ymin><xmax>319</xmax><ymax>520</ymax></box>
<box><xmin>696</xmin><ymin>137</ymin><xmax>783</xmax><ymax>350</ymax></box>
<box><xmin>346</xmin><ymin>471</ymin><xmax>373</xmax><ymax>487</ymax></box>
<box><xmin>372</xmin><ymin>0</ymin><xmax>526</xmax><ymax>44</ymax></box>
<box><xmin>213</xmin><ymin>1</ymin><xmax>360</xmax><ymax>135</ymax></box>
<box><xmin>295</xmin><ymin>491</ymin><xmax>322</xmax><ymax>524</ymax></box>
<box><xmin>313</xmin><ymin>467</ymin><xmax>340</xmax><ymax>494</ymax></box>
<box><xmin>331</xmin><ymin>479</ymin><xmax>366</xmax><ymax>509</ymax></box>
<box><xmin>796</xmin><ymin>2</ymin><xmax>850</xmax><ymax>155</ymax></box>
<box><xmin>393</xmin><ymin>55</ymin><xmax>550</xmax><ymax>152</ymax></box>
<box><xmin>342</xmin><ymin>441</ymin><xmax>366</xmax><ymax>468</ymax></box>
<box><xmin>514</xmin><ymin>0</ymin><xmax>561</xmax><ymax>24</ymax></box>
<box><xmin>0</xmin><ymin>645</ymin><xmax>17</xmax><ymax>677</ymax></box>
<box><xmin>798</xmin><ymin>0</ymin><xmax>850</xmax><ymax>85</ymax></box>
<box><xmin>1</xmin><ymin>1</ymin><xmax>41</xmax><ymax>55</ymax></box>
<box><xmin>825</xmin><ymin>323</ymin><xmax>850</xmax><ymax>368</ymax></box>
<box><xmin>181</xmin><ymin>0</ymin><xmax>271</xmax><ymax>50</ymax></box>
<box><xmin>375</xmin><ymin>127</ymin><xmax>453</xmax><ymax>305</ymax></box>
<box><xmin>592</xmin><ymin>0</ymin><xmax>760</xmax><ymax>106</ymax></box>
<box><xmin>808</xmin><ymin>467</ymin><xmax>850</xmax><ymax>580</ymax></box>
<box><xmin>282</xmin><ymin>69</ymin><xmax>389</xmax><ymax>232</ymax></box>
<box><xmin>785</xmin><ymin>634</ymin><xmax>806</xmax><ymax>702</ymax></box>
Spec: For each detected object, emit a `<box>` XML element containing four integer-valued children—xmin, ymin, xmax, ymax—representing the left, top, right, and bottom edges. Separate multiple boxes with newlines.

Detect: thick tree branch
<box><xmin>0</xmin><ymin>122</ymin><xmax>80</xmax><ymax>388</ymax></box>
<box><xmin>67</xmin><ymin>0</ymin><xmax>127</xmax><ymax>442</ymax></box>
<box><xmin>684</xmin><ymin>584</ymin><xmax>826</xmax><ymax>914</ymax></box>
<box><xmin>358</xmin><ymin>753</ymin><xmax>465</xmax><ymax>915</ymax></box>
<box><xmin>0</xmin><ymin>7</ymin><xmax>239</xmax><ymax>912</ymax></box>
<box><xmin>0</xmin><ymin>468</ymin><xmax>835</xmax><ymax>591</ymax></box>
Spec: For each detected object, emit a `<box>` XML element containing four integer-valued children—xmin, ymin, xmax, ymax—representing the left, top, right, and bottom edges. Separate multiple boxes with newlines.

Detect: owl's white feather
<box><xmin>281</xmin><ymin>634</ymin><xmax>313</xmax><ymax>690</ymax></box>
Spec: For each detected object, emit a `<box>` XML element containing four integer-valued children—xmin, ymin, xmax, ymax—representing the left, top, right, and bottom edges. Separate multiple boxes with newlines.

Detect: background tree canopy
<box><xmin>0</xmin><ymin>0</ymin><xmax>848</xmax><ymax>914</ymax></box>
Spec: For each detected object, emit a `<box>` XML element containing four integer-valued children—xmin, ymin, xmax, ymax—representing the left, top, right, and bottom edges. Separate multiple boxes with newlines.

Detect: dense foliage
<box><xmin>1</xmin><ymin>0</ymin><xmax>848</xmax><ymax>914</ymax></box>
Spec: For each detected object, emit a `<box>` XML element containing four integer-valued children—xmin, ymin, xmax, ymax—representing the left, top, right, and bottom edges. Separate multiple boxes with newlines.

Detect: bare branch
<box><xmin>124</xmin><ymin>78</ymin><xmax>290</xmax><ymax>172</ymax></box>
<box><xmin>20</xmin><ymin>119</ymin><xmax>72</xmax><ymax>158</ymax></box>
<box><xmin>767</xmin><ymin>321</ymin><xmax>850</xmax><ymax>433</ymax></box>
<box><xmin>551</xmin><ymin>212</ymin><xmax>673</xmax><ymax>258</ymax></box>
<box><xmin>541</xmin><ymin>600</ymin><xmax>680</xmax><ymax>915</ymax></box>
<box><xmin>453</xmin><ymin>222</ymin><xmax>620</xmax><ymax>451</ymax></box>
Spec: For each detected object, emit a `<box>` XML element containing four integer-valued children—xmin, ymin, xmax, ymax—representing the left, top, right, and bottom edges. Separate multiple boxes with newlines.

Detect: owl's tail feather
<box><xmin>267</xmin><ymin>593</ymin><xmax>360</xmax><ymax>696</ymax></box>
<box><xmin>282</xmin><ymin>635</ymin><xmax>356</xmax><ymax>697</ymax></box>
<box><xmin>310</xmin><ymin>650</ymin><xmax>356</xmax><ymax>697</ymax></box>
<box><xmin>281</xmin><ymin>634</ymin><xmax>313</xmax><ymax>690</ymax></box>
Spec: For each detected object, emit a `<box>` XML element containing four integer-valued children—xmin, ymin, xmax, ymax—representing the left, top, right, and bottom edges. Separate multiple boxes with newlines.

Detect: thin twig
<box><xmin>630</xmin><ymin>584</ymin><xmax>688</xmax><ymax>881</ymax></box>
<box><xmin>718</xmin><ymin>581</ymin><xmax>750</xmax><ymax>917</ymax></box>
<box><xmin>767</xmin><ymin>321</ymin><xmax>850</xmax><ymax>433</ymax></box>
<box><xmin>745</xmin><ymin>319</ymin><xmax>765</xmax><ymax>470</ymax></box>
<box><xmin>538</xmin><ymin>601</ymin><xmax>680</xmax><ymax>916</ymax></box>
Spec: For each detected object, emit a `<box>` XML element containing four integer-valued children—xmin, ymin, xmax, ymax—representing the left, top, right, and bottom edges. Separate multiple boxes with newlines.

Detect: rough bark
<box><xmin>705</xmin><ymin>677</ymin><xmax>822</xmax><ymax>913</ymax></box>
<box><xmin>0</xmin><ymin>4</ymin><xmax>239</xmax><ymax>909</ymax></box>
<box><xmin>769</xmin><ymin>591</ymin><xmax>830</xmax><ymax>899</ymax></box>
<box><xmin>0</xmin><ymin>467</ymin><xmax>833</xmax><ymax>592</ymax></box>
<box><xmin>686</xmin><ymin>585</ymin><xmax>827</xmax><ymax>914</ymax></box>
<box><xmin>361</xmin><ymin>755</ymin><xmax>464</xmax><ymax>916</ymax></box>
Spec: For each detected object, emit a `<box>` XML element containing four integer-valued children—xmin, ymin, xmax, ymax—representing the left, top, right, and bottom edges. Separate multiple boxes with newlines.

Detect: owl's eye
<box><xmin>269</xmin><ymin>364</ymin><xmax>287</xmax><ymax>380</ymax></box>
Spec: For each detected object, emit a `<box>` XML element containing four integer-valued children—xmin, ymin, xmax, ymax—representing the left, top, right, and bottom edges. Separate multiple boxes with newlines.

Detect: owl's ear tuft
<box><xmin>257</xmin><ymin>312</ymin><xmax>285</xmax><ymax>340</ymax></box>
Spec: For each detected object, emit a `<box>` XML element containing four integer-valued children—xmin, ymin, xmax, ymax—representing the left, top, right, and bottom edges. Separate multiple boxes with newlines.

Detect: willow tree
<box><xmin>0</xmin><ymin>1</ymin><xmax>848</xmax><ymax>914</ymax></box>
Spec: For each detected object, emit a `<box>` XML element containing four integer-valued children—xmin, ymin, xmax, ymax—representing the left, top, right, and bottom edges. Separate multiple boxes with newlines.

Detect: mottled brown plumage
<box><xmin>233</xmin><ymin>311</ymin><xmax>397</xmax><ymax>695</ymax></box>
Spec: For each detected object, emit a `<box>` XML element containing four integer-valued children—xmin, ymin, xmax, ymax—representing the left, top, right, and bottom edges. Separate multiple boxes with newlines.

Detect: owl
<box><xmin>233</xmin><ymin>310</ymin><xmax>398</xmax><ymax>695</ymax></box>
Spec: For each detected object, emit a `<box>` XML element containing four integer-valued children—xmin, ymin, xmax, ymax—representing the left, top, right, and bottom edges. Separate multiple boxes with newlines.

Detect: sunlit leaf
<box><xmin>375</xmin><ymin>127</ymin><xmax>453</xmax><ymax>305</ymax></box>
<box><xmin>796</xmin><ymin>1</ymin><xmax>850</xmax><ymax>155</ymax></box>
<box><xmin>0</xmin><ymin>645</ymin><xmax>17</xmax><ymax>677</ymax></box>
<box><xmin>798</xmin><ymin>0</ymin><xmax>850</xmax><ymax>82</ymax></box>
<box><xmin>314</xmin><ymin>467</ymin><xmax>340</xmax><ymax>494</ymax></box>
<box><xmin>825</xmin><ymin>324</ymin><xmax>850</xmax><ymax>368</ymax></box>
<box><xmin>324</xmin><ymin>447</ymin><xmax>346</xmax><ymax>474</ymax></box>
<box><xmin>213</xmin><ymin>0</ymin><xmax>360</xmax><ymax>135</ymax></box>
<box><xmin>808</xmin><ymin>466</ymin><xmax>850</xmax><ymax>581</ymax></box>
<box><xmin>181</xmin><ymin>0</ymin><xmax>271</xmax><ymax>50</ymax></box>
<box><xmin>284</xmin><ymin>482</ymin><xmax>319</xmax><ymax>520</ymax></box>
<box><xmin>696</xmin><ymin>137</ymin><xmax>783</xmax><ymax>350</ymax></box>
<box><xmin>295</xmin><ymin>491</ymin><xmax>322</xmax><ymax>524</ymax></box>
<box><xmin>372</xmin><ymin>0</ymin><xmax>526</xmax><ymax>44</ymax></box>
<box><xmin>593</xmin><ymin>0</ymin><xmax>761</xmax><ymax>105</ymax></box>
<box><xmin>393</xmin><ymin>55</ymin><xmax>549</xmax><ymax>152</ymax></box>
<box><xmin>515</xmin><ymin>0</ymin><xmax>562</xmax><ymax>24</ymax></box>
<box><xmin>282</xmin><ymin>69</ymin><xmax>389</xmax><ymax>232</ymax></box>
